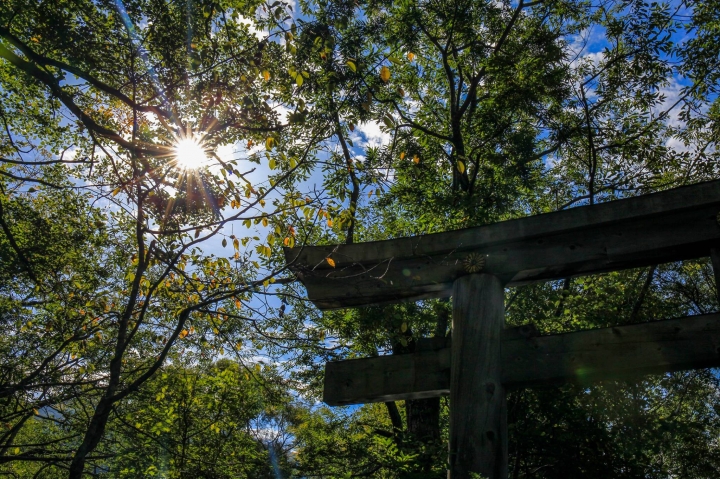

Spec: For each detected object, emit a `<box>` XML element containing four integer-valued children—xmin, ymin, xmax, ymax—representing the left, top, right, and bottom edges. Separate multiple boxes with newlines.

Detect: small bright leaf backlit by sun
<box><xmin>173</xmin><ymin>137</ymin><xmax>209</xmax><ymax>170</ymax></box>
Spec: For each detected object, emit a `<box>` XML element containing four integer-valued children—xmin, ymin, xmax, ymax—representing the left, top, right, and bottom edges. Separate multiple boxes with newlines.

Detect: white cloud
<box><xmin>665</xmin><ymin>136</ymin><xmax>691</xmax><ymax>153</ymax></box>
<box><xmin>237</xmin><ymin>14</ymin><xmax>268</xmax><ymax>41</ymax></box>
<box><xmin>57</xmin><ymin>146</ymin><xmax>79</xmax><ymax>165</ymax></box>
<box><xmin>567</xmin><ymin>27</ymin><xmax>607</xmax><ymax>58</ymax></box>
<box><xmin>566</xmin><ymin>26</ymin><xmax>610</xmax><ymax>72</ymax></box>
<box><xmin>653</xmin><ymin>78</ymin><xmax>686</xmax><ymax>128</ymax></box>
<box><xmin>216</xmin><ymin>143</ymin><xmax>237</xmax><ymax>163</ymax></box>
<box><xmin>352</xmin><ymin>120</ymin><xmax>391</xmax><ymax>149</ymax></box>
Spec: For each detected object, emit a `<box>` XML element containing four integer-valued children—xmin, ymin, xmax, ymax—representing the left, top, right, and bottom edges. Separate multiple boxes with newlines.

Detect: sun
<box><xmin>173</xmin><ymin>137</ymin><xmax>210</xmax><ymax>170</ymax></box>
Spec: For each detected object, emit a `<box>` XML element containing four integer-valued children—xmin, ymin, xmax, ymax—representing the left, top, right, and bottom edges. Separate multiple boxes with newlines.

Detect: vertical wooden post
<box><xmin>449</xmin><ymin>273</ymin><xmax>507</xmax><ymax>479</ymax></box>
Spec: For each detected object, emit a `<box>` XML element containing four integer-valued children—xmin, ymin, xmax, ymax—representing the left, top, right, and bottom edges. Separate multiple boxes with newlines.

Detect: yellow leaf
<box><xmin>401</xmin><ymin>322</ymin><xmax>408</xmax><ymax>332</ymax></box>
<box><xmin>380</xmin><ymin>65</ymin><xmax>391</xmax><ymax>82</ymax></box>
<box><xmin>284</xmin><ymin>237</ymin><xmax>290</xmax><ymax>246</ymax></box>
<box><xmin>457</xmin><ymin>160</ymin><xmax>465</xmax><ymax>174</ymax></box>
<box><xmin>235</xmin><ymin>298</ymin><xmax>242</xmax><ymax>309</ymax></box>
<box><xmin>326</xmin><ymin>257</ymin><xmax>336</xmax><ymax>268</ymax></box>
<box><xmin>413</xmin><ymin>155</ymin><xmax>420</xmax><ymax>164</ymax></box>
<box><xmin>112</xmin><ymin>188</ymin><xmax>121</xmax><ymax>196</ymax></box>
<box><xmin>179</xmin><ymin>329</ymin><xmax>188</xmax><ymax>339</ymax></box>
<box><xmin>327</xmin><ymin>218</ymin><xmax>333</xmax><ymax>227</ymax></box>
<box><xmin>407</xmin><ymin>52</ymin><xmax>415</xmax><ymax>62</ymax></box>
<box><xmin>263</xmin><ymin>70</ymin><xmax>270</xmax><ymax>81</ymax></box>
<box><xmin>400</xmin><ymin>151</ymin><xmax>405</xmax><ymax>160</ymax></box>
<box><xmin>265</xmin><ymin>137</ymin><xmax>274</xmax><ymax>150</ymax></box>
<box><xmin>296</xmin><ymin>74</ymin><xmax>303</xmax><ymax>87</ymax></box>
<box><xmin>262</xmin><ymin>217</ymin><xmax>268</xmax><ymax>227</ymax></box>
<box><xmin>346</xmin><ymin>60</ymin><xmax>356</xmax><ymax>72</ymax></box>
<box><xmin>368</xmin><ymin>189</ymin><xmax>374</xmax><ymax>198</ymax></box>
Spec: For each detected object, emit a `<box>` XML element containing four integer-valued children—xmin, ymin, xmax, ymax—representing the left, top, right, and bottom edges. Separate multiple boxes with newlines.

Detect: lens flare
<box><xmin>173</xmin><ymin>137</ymin><xmax>209</xmax><ymax>170</ymax></box>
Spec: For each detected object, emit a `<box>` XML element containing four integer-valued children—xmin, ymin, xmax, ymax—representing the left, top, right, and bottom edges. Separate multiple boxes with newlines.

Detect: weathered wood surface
<box><xmin>324</xmin><ymin>339</ymin><xmax>451</xmax><ymax>405</ymax></box>
<box><xmin>449</xmin><ymin>274</ymin><xmax>507</xmax><ymax>479</ymax></box>
<box><xmin>284</xmin><ymin>180</ymin><xmax>720</xmax><ymax>309</ymax></box>
<box><xmin>324</xmin><ymin>313</ymin><xmax>720</xmax><ymax>406</ymax></box>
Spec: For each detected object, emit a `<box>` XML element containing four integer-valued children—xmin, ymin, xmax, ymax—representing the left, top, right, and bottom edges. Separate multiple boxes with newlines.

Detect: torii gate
<box><xmin>283</xmin><ymin>180</ymin><xmax>720</xmax><ymax>478</ymax></box>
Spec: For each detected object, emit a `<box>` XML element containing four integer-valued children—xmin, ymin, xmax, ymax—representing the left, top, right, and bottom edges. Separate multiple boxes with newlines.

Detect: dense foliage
<box><xmin>2</xmin><ymin>0</ymin><xmax>720</xmax><ymax>477</ymax></box>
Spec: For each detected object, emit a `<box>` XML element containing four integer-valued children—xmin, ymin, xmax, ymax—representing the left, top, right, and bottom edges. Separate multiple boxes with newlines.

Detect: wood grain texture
<box><xmin>323</xmin><ymin>344</ymin><xmax>451</xmax><ymax>405</ymax></box>
<box><xmin>284</xmin><ymin>180</ymin><xmax>720</xmax><ymax>309</ymax></box>
<box><xmin>449</xmin><ymin>274</ymin><xmax>506</xmax><ymax>479</ymax></box>
<box><xmin>323</xmin><ymin>313</ymin><xmax>720</xmax><ymax>405</ymax></box>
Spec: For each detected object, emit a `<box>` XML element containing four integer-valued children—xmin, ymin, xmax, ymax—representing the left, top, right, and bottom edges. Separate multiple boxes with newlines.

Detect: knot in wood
<box><xmin>463</xmin><ymin>253</ymin><xmax>486</xmax><ymax>273</ymax></box>
<box><xmin>485</xmin><ymin>382</ymin><xmax>496</xmax><ymax>395</ymax></box>
<box><xmin>519</xmin><ymin>324</ymin><xmax>539</xmax><ymax>338</ymax></box>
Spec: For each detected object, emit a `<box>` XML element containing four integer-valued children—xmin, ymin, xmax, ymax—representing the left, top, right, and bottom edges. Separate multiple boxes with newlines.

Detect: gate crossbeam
<box><xmin>323</xmin><ymin>313</ymin><xmax>720</xmax><ymax>406</ymax></box>
<box><xmin>285</xmin><ymin>180</ymin><xmax>720</xmax><ymax>310</ymax></box>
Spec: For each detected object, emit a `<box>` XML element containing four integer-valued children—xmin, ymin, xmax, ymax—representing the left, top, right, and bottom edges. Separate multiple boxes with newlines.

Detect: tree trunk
<box><xmin>406</xmin><ymin>398</ymin><xmax>440</xmax><ymax>440</ymax></box>
<box><xmin>405</xmin><ymin>303</ymin><xmax>448</xmax><ymax>441</ymax></box>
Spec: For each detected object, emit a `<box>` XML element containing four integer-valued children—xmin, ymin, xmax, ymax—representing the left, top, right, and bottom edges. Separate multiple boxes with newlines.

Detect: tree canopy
<box><xmin>2</xmin><ymin>0</ymin><xmax>720</xmax><ymax>477</ymax></box>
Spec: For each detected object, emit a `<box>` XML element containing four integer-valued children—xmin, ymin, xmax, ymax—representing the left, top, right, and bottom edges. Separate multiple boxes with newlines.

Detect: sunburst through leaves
<box><xmin>172</xmin><ymin>135</ymin><xmax>210</xmax><ymax>170</ymax></box>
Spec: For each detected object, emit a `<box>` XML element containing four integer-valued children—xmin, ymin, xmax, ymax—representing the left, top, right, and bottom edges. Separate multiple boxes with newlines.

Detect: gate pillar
<box><xmin>449</xmin><ymin>273</ymin><xmax>507</xmax><ymax>479</ymax></box>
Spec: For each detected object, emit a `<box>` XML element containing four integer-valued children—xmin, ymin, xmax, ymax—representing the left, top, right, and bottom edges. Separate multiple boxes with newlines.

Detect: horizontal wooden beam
<box><xmin>285</xmin><ymin>180</ymin><xmax>720</xmax><ymax>309</ymax></box>
<box><xmin>323</xmin><ymin>313</ymin><xmax>720</xmax><ymax>406</ymax></box>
